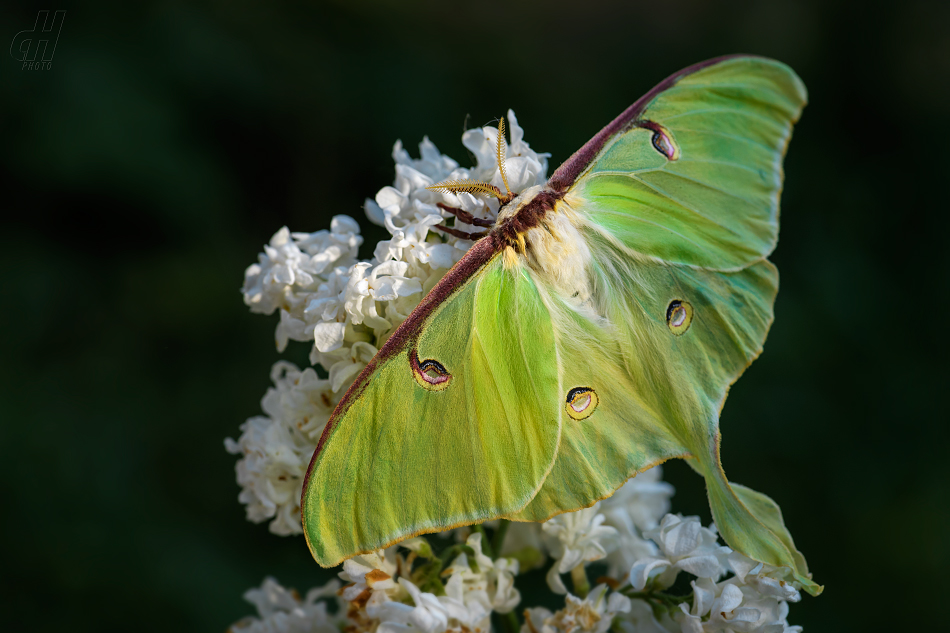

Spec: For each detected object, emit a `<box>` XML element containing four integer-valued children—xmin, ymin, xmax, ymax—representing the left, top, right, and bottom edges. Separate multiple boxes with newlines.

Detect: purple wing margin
<box><xmin>547</xmin><ymin>54</ymin><xmax>758</xmax><ymax>192</ymax></box>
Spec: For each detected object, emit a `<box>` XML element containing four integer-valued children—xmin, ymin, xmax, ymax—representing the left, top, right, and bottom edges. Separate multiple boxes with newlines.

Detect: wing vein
<box><xmin>653</xmin><ymin>167</ymin><xmax>764</xmax><ymax>205</ymax></box>
<box><xmin>675</xmin><ymin>158</ymin><xmax>762</xmax><ymax>175</ymax></box>
<box><xmin>628</xmin><ymin>175</ymin><xmax>745</xmax><ymax>237</ymax></box>
<box><xmin>587</xmin><ymin>204</ymin><xmax>711</xmax><ymax>255</ymax></box>
<box><xmin>660</xmin><ymin>107</ymin><xmax>778</xmax><ymax>126</ymax></box>
<box><xmin>668</xmin><ymin>128</ymin><xmax>775</xmax><ymax>152</ymax></box>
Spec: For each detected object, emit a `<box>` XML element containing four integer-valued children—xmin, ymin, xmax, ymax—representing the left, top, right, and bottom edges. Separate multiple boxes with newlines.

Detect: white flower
<box><xmin>527</xmin><ymin>585</ymin><xmax>630</xmax><ymax>633</ymax></box>
<box><xmin>339</xmin><ymin>549</ymin><xmax>403</xmax><ymax>603</ymax></box>
<box><xmin>343</xmin><ymin>260</ymin><xmax>424</xmax><ymax>331</ymax></box>
<box><xmin>242</xmin><ymin>220</ymin><xmax>363</xmax><ymax>351</ymax></box>
<box><xmin>677</xmin><ymin>580</ymin><xmax>801</xmax><ymax>633</ymax></box>
<box><xmin>442</xmin><ymin>533</ymin><xmax>521</xmax><ymax>615</ymax></box>
<box><xmin>337</xmin><ymin>537</ymin><xmax>519</xmax><ymax>633</ymax></box>
<box><xmin>522</xmin><ymin>607</ymin><xmax>554</xmax><ymax>633</ymax></box>
<box><xmin>224</xmin><ymin>414</ymin><xmax>308</xmax><ymax>535</ymax></box>
<box><xmin>615</xmin><ymin>599</ymin><xmax>679</xmax><ymax>633</ymax></box>
<box><xmin>374</xmin><ymin>576</ymin><xmax>494</xmax><ymax>633</ymax></box>
<box><xmin>461</xmin><ymin>110</ymin><xmax>549</xmax><ymax>193</ymax></box>
<box><xmin>543</xmin><ymin>503</ymin><xmax>619</xmax><ymax>594</ymax></box>
<box><xmin>628</xmin><ymin>515</ymin><xmax>730</xmax><ymax>591</ymax></box>
<box><xmin>230</xmin><ymin>577</ymin><xmax>344</xmax><ymax>633</ymax></box>
<box><xmin>602</xmin><ymin>467</ymin><xmax>675</xmax><ymax>532</ymax></box>
<box><xmin>326</xmin><ymin>340</ymin><xmax>378</xmax><ymax>393</ymax></box>
<box><xmin>726</xmin><ymin>552</ymin><xmax>801</xmax><ymax>603</ymax></box>
<box><xmin>601</xmin><ymin>467</ymin><xmax>675</xmax><ymax>578</ymax></box>
<box><xmin>224</xmin><ymin>361</ymin><xmax>336</xmax><ymax>535</ymax></box>
<box><xmin>375</xmin><ymin>578</ymin><xmax>451</xmax><ymax>633</ymax></box>
<box><xmin>339</xmin><ymin>549</ymin><xmax>417</xmax><ymax>633</ymax></box>
<box><xmin>242</xmin><ymin>227</ymin><xmax>307</xmax><ymax>316</ymax></box>
<box><xmin>263</xmin><ymin>362</ymin><xmax>339</xmax><ymax>439</ymax></box>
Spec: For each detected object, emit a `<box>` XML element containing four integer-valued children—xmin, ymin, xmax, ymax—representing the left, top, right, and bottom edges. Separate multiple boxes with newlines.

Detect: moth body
<box><xmin>497</xmin><ymin>185</ymin><xmax>594</xmax><ymax>309</ymax></box>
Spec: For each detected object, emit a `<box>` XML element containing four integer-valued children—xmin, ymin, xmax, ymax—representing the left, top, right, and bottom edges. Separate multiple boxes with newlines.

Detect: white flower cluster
<box><xmin>227</xmin><ymin>463</ymin><xmax>801</xmax><ymax>633</ymax></box>
<box><xmin>622</xmin><ymin>515</ymin><xmax>802</xmax><ymax>633</ymax></box>
<box><xmin>225</xmin><ymin>361</ymin><xmax>338</xmax><ymax>535</ymax></box>
<box><xmin>344</xmin><ymin>533</ymin><xmax>520</xmax><ymax>633</ymax></box>
<box><xmin>236</xmin><ymin>533</ymin><xmax>521</xmax><ymax>633</ymax></box>
<box><xmin>230</xmin><ymin>113</ymin><xmax>803</xmax><ymax>633</ymax></box>
<box><xmin>523</xmin><ymin>585</ymin><xmax>632</xmax><ymax>633</ymax></box>
<box><xmin>230</xmin><ymin>112</ymin><xmax>549</xmax><ymax>534</ymax></box>
<box><xmin>241</xmin><ymin>110</ymin><xmax>547</xmax><ymax>374</ymax></box>
<box><xmin>540</xmin><ymin>467</ymin><xmax>674</xmax><ymax>594</ymax></box>
<box><xmin>229</xmin><ymin>576</ymin><xmax>345</xmax><ymax>633</ymax></box>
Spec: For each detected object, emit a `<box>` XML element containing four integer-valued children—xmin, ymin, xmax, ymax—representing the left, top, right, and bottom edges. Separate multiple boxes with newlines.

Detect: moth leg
<box><xmin>434</xmin><ymin>224</ymin><xmax>489</xmax><ymax>240</ymax></box>
<box><xmin>437</xmin><ymin>203</ymin><xmax>495</xmax><ymax>228</ymax></box>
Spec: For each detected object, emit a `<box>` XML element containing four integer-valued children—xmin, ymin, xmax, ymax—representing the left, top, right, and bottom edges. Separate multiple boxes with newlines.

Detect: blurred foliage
<box><xmin>1</xmin><ymin>0</ymin><xmax>948</xmax><ymax>631</ymax></box>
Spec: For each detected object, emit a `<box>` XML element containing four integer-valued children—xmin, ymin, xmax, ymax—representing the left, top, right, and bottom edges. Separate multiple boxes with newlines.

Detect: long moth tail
<box><xmin>696</xmin><ymin>437</ymin><xmax>823</xmax><ymax>597</ymax></box>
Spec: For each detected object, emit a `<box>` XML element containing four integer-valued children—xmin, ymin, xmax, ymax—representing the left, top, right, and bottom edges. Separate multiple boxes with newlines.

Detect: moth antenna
<box><xmin>496</xmin><ymin>117</ymin><xmax>512</xmax><ymax>198</ymax></box>
<box><xmin>426</xmin><ymin>179</ymin><xmax>505</xmax><ymax>200</ymax></box>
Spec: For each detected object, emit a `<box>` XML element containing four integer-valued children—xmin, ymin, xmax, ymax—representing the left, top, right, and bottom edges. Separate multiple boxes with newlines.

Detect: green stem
<box><xmin>438</xmin><ymin>543</ymin><xmax>475</xmax><ymax>568</ymax></box>
<box><xmin>473</xmin><ymin>524</ymin><xmax>494</xmax><ymax>558</ymax></box>
<box><xmin>570</xmin><ymin>564</ymin><xmax>590</xmax><ymax>599</ymax></box>
<box><xmin>492</xmin><ymin>519</ymin><xmax>511</xmax><ymax>557</ymax></box>
<box><xmin>654</xmin><ymin>591</ymin><xmax>693</xmax><ymax>607</ymax></box>
<box><xmin>503</xmin><ymin>610</ymin><xmax>520</xmax><ymax>633</ymax></box>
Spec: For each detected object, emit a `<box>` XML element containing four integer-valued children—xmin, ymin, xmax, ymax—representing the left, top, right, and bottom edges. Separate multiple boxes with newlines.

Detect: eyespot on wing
<box><xmin>410</xmin><ymin>350</ymin><xmax>452</xmax><ymax>391</ymax></box>
<box><xmin>565</xmin><ymin>386</ymin><xmax>598</xmax><ymax>421</ymax></box>
<box><xmin>666</xmin><ymin>300</ymin><xmax>694</xmax><ymax>335</ymax></box>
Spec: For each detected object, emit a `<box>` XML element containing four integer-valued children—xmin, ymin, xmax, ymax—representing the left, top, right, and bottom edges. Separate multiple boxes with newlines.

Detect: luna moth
<box><xmin>301</xmin><ymin>55</ymin><xmax>821</xmax><ymax>596</ymax></box>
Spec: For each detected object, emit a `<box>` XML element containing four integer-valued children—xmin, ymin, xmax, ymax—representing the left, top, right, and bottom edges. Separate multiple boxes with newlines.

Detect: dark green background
<box><xmin>2</xmin><ymin>1</ymin><xmax>947</xmax><ymax>630</ymax></box>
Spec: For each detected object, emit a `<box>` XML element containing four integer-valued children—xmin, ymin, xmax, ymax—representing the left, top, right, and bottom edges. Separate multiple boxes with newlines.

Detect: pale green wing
<box><xmin>516</xmin><ymin>56</ymin><xmax>818</xmax><ymax>594</ymax></box>
<box><xmin>509</xmin><ymin>235</ymin><xmax>818</xmax><ymax>594</ymax></box>
<box><xmin>509</xmin><ymin>240</ymin><xmax>777</xmax><ymax>522</ymax></box>
<box><xmin>304</xmin><ymin>56</ymin><xmax>817</xmax><ymax>593</ymax></box>
<box><xmin>301</xmin><ymin>241</ymin><xmax>562</xmax><ymax>567</ymax></box>
<box><xmin>553</xmin><ymin>56</ymin><xmax>807</xmax><ymax>270</ymax></box>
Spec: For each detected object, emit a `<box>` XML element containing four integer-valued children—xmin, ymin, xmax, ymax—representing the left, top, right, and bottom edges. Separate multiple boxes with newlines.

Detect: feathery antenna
<box><xmin>426</xmin><ymin>115</ymin><xmax>515</xmax><ymax>204</ymax></box>
<box><xmin>426</xmin><ymin>179</ymin><xmax>505</xmax><ymax>200</ymax></box>
<box><xmin>496</xmin><ymin>117</ymin><xmax>512</xmax><ymax>198</ymax></box>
